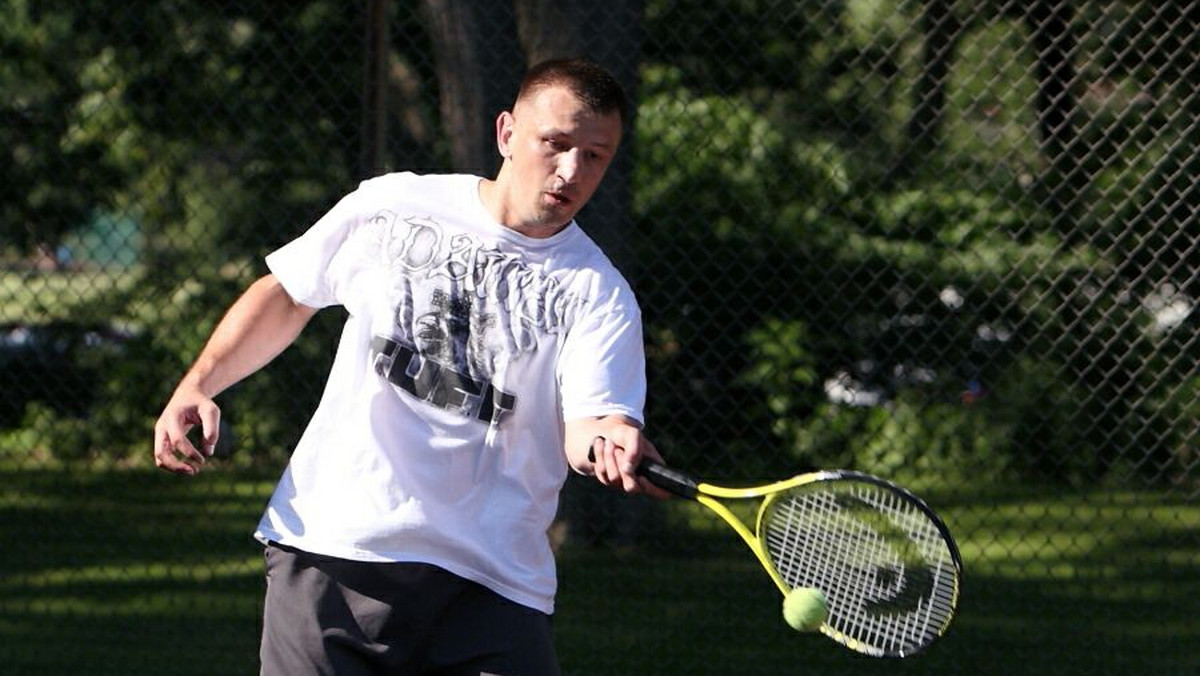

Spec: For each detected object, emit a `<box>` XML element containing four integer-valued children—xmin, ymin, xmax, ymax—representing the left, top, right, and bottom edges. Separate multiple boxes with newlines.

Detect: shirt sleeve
<box><xmin>558</xmin><ymin>298</ymin><xmax>647</xmax><ymax>426</ymax></box>
<box><xmin>264</xmin><ymin>177</ymin><xmax>395</xmax><ymax>311</ymax></box>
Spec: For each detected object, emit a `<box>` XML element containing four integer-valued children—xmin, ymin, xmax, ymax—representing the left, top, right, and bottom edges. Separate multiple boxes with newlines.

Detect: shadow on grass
<box><xmin>553</xmin><ymin>482</ymin><xmax>1199</xmax><ymax>676</ymax></box>
<box><xmin>0</xmin><ymin>468</ymin><xmax>270</xmax><ymax>676</ymax></box>
<box><xmin>2</xmin><ymin>469</ymin><xmax>1195</xmax><ymax>676</ymax></box>
<box><xmin>554</xmin><ymin>542</ymin><xmax>1197</xmax><ymax>676</ymax></box>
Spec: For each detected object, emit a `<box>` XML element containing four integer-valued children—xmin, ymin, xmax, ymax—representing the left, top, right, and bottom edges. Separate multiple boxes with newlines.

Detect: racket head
<box><xmin>756</xmin><ymin>471</ymin><xmax>962</xmax><ymax>658</ymax></box>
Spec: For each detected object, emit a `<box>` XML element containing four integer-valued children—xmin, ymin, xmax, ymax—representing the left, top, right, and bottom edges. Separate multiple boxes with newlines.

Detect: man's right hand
<box><xmin>149</xmin><ymin>274</ymin><xmax>317</xmax><ymax>476</ymax></box>
<box><xmin>153</xmin><ymin>384</ymin><xmax>221</xmax><ymax>476</ymax></box>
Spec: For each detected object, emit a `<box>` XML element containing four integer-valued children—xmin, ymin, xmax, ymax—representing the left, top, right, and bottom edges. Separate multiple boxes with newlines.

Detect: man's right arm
<box><xmin>153</xmin><ymin>274</ymin><xmax>317</xmax><ymax>475</ymax></box>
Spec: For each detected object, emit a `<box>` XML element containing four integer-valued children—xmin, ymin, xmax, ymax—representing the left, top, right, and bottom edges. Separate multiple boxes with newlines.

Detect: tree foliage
<box><xmin>632</xmin><ymin>0</ymin><xmax>1195</xmax><ymax>485</ymax></box>
<box><xmin>1</xmin><ymin>1</ymin><xmax>1193</xmax><ymax>488</ymax></box>
<box><xmin>1</xmin><ymin>0</ymin><xmax>129</xmax><ymax>253</ymax></box>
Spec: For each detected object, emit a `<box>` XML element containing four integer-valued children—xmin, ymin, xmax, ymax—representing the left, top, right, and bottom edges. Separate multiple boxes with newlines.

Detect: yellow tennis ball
<box><xmin>783</xmin><ymin>587</ymin><xmax>828</xmax><ymax>632</ymax></box>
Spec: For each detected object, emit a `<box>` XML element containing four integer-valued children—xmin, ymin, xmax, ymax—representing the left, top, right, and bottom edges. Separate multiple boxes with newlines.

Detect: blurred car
<box><xmin>0</xmin><ymin>321</ymin><xmax>132</xmax><ymax>425</ymax></box>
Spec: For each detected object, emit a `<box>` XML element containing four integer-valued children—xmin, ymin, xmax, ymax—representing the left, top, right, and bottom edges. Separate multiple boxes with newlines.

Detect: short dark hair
<box><xmin>515</xmin><ymin>58</ymin><xmax>628</xmax><ymax>126</ymax></box>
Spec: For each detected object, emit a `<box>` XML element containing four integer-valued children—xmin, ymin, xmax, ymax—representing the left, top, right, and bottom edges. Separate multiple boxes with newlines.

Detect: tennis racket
<box><xmin>601</xmin><ymin>444</ymin><xmax>962</xmax><ymax>658</ymax></box>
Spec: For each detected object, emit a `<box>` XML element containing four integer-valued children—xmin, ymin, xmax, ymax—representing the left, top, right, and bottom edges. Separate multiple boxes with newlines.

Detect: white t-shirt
<box><xmin>254</xmin><ymin>172</ymin><xmax>645</xmax><ymax>614</ymax></box>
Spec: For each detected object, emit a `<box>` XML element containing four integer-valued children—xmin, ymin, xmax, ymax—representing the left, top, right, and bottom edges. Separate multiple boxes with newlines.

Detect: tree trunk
<box><xmin>513</xmin><ymin>0</ymin><xmax>646</xmax><ymax>275</ymax></box>
<box><xmin>420</xmin><ymin>0</ymin><xmax>525</xmax><ymax>175</ymax></box>
<box><xmin>902</xmin><ymin>0</ymin><xmax>962</xmax><ymax>172</ymax></box>
<box><xmin>360</xmin><ymin>0</ymin><xmax>390</xmax><ymax>180</ymax></box>
<box><xmin>512</xmin><ymin>1</ymin><xmax>648</xmax><ymax>548</ymax></box>
<box><xmin>420</xmin><ymin>0</ymin><xmax>644</xmax><ymax>270</ymax></box>
<box><xmin>1025</xmin><ymin>0</ymin><xmax>1080</xmax><ymax>236</ymax></box>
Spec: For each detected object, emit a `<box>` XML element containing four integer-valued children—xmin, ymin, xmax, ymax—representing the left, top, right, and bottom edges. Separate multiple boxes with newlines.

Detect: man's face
<box><xmin>495</xmin><ymin>85</ymin><xmax>622</xmax><ymax>237</ymax></box>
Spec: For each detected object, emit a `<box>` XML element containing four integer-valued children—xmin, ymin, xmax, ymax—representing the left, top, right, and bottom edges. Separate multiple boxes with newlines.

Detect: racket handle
<box><xmin>587</xmin><ymin>437</ymin><xmax>700</xmax><ymax>499</ymax></box>
<box><xmin>636</xmin><ymin>461</ymin><xmax>700</xmax><ymax>499</ymax></box>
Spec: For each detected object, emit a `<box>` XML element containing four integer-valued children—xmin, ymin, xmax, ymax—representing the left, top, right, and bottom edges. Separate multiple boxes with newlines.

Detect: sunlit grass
<box><xmin>3</xmin><ymin>556</ymin><xmax>263</xmax><ymax>592</ymax></box>
<box><xmin>0</xmin><ymin>268</ymin><xmax>143</xmax><ymax>323</ymax></box>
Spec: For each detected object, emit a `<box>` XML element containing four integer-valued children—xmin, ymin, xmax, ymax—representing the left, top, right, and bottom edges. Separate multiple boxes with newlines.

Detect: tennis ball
<box><xmin>782</xmin><ymin>587</ymin><xmax>828</xmax><ymax>632</ymax></box>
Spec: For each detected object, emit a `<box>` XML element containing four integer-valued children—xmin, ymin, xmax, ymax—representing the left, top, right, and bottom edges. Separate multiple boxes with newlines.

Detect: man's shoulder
<box><xmin>559</xmin><ymin>235</ymin><xmax>639</xmax><ymax>312</ymax></box>
<box><xmin>357</xmin><ymin>171</ymin><xmax>478</xmax><ymax>195</ymax></box>
<box><xmin>565</xmin><ymin>226</ymin><xmax>629</xmax><ymax>282</ymax></box>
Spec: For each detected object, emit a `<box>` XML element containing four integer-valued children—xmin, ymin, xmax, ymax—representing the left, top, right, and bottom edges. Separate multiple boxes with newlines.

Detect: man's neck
<box><xmin>477</xmin><ymin>175</ymin><xmax>571</xmax><ymax>239</ymax></box>
<box><xmin>477</xmin><ymin>177</ymin><xmax>506</xmax><ymax>225</ymax></box>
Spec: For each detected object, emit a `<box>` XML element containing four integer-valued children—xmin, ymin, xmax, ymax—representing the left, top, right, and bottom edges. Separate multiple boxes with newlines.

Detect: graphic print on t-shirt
<box><xmin>364</xmin><ymin>212</ymin><xmax>585</xmax><ymax>426</ymax></box>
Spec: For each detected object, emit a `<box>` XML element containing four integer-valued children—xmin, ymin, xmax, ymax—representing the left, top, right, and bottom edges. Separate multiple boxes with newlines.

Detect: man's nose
<box><xmin>556</xmin><ymin>149</ymin><xmax>580</xmax><ymax>184</ymax></box>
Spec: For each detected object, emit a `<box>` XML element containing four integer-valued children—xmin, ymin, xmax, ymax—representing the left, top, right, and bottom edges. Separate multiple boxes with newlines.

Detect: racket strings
<box><xmin>762</xmin><ymin>481</ymin><xmax>959</xmax><ymax>657</ymax></box>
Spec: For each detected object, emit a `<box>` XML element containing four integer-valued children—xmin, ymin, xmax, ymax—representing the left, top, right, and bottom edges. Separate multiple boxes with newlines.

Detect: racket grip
<box><xmin>586</xmin><ymin>437</ymin><xmax>700</xmax><ymax>499</ymax></box>
<box><xmin>637</xmin><ymin>461</ymin><xmax>700</xmax><ymax>499</ymax></box>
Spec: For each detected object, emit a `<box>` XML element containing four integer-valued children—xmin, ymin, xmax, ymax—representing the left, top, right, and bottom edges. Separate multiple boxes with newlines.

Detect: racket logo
<box><xmin>865</xmin><ymin>563</ymin><xmax>935</xmax><ymax>617</ymax></box>
<box><xmin>833</xmin><ymin>492</ymin><xmax>936</xmax><ymax>617</ymax></box>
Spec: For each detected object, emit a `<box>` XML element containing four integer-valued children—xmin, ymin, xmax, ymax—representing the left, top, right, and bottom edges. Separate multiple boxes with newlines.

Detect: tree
<box><xmin>514</xmin><ymin>0</ymin><xmax>646</xmax><ymax>270</ymax></box>
<box><xmin>418</xmin><ymin>0</ymin><xmax>645</xmax><ymax>271</ymax></box>
<box><xmin>902</xmin><ymin>0</ymin><xmax>965</xmax><ymax>171</ymax></box>
<box><xmin>420</xmin><ymin>0</ymin><xmax>525</xmax><ymax>175</ymax></box>
<box><xmin>0</xmin><ymin>0</ymin><xmax>128</xmax><ymax>257</ymax></box>
<box><xmin>1023</xmin><ymin>0</ymin><xmax>1083</xmax><ymax>236</ymax></box>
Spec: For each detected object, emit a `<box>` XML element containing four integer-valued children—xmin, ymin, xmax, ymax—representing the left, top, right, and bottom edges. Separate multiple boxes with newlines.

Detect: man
<box><xmin>153</xmin><ymin>59</ymin><xmax>665</xmax><ymax>675</ymax></box>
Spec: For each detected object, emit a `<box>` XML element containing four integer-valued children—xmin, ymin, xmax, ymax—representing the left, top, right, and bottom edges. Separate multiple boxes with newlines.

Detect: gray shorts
<box><xmin>260</xmin><ymin>542</ymin><xmax>559</xmax><ymax>676</ymax></box>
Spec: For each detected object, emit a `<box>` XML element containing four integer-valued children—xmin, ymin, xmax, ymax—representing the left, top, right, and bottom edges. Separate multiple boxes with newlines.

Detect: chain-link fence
<box><xmin>1</xmin><ymin>1</ymin><xmax>1196</xmax><ymax>674</ymax></box>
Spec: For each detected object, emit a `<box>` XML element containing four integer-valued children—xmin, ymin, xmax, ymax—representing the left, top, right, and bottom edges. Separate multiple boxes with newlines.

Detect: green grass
<box><xmin>556</xmin><ymin>486</ymin><xmax>1199</xmax><ymax>675</ymax></box>
<box><xmin>0</xmin><ymin>468</ymin><xmax>270</xmax><ymax>675</ymax></box>
<box><xmin>1</xmin><ymin>468</ymin><xmax>1196</xmax><ymax>675</ymax></box>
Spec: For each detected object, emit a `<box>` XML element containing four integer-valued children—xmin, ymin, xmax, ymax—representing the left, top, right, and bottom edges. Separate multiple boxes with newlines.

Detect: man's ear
<box><xmin>496</xmin><ymin>111</ymin><xmax>515</xmax><ymax>159</ymax></box>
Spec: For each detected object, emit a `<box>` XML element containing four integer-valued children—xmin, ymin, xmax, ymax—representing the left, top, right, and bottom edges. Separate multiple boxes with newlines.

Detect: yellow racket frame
<box><xmin>688</xmin><ymin>470</ymin><xmax>960</xmax><ymax>657</ymax></box>
<box><xmin>690</xmin><ymin>476</ymin><xmax>817</xmax><ymax>596</ymax></box>
<box><xmin>590</xmin><ymin>439</ymin><xmax>960</xmax><ymax>657</ymax></box>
